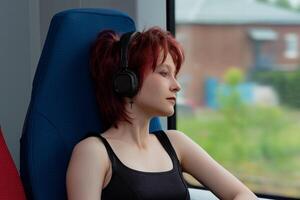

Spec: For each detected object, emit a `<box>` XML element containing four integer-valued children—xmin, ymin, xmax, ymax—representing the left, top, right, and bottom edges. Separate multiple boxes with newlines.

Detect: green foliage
<box><xmin>257</xmin><ymin>0</ymin><xmax>270</xmax><ymax>4</ymax></box>
<box><xmin>275</xmin><ymin>0</ymin><xmax>293</xmax><ymax>10</ymax></box>
<box><xmin>252</xmin><ymin>69</ymin><xmax>300</xmax><ymax>108</ymax></box>
<box><xmin>224</xmin><ymin>67</ymin><xmax>245</xmax><ymax>87</ymax></box>
<box><xmin>178</xmin><ymin>105</ymin><xmax>300</xmax><ymax>163</ymax></box>
<box><xmin>178</xmin><ymin>106</ymin><xmax>300</xmax><ymax>195</ymax></box>
<box><xmin>218</xmin><ymin>67</ymin><xmax>246</xmax><ymax>127</ymax></box>
<box><xmin>256</xmin><ymin>0</ymin><xmax>294</xmax><ymax>10</ymax></box>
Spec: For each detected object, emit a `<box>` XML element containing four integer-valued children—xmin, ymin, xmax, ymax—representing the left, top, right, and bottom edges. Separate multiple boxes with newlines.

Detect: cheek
<box><xmin>142</xmin><ymin>76</ymin><xmax>161</xmax><ymax>91</ymax></box>
<box><xmin>137</xmin><ymin>77</ymin><xmax>163</xmax><ymax>102</ymax></box>
<box><xmin>135</xmin><ymin>77</ymin><xmax>174</xmax><ymax>116</ymax></box>
<box><xmin>139</xmin><ymin>81</ymin><xmax>159</xmax><ymax>101</ymax></box>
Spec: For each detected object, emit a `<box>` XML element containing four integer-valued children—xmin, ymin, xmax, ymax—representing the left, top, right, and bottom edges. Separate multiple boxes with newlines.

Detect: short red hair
<box><xmin>90</xmin><ymin>27</ymin><xmax>184</xmax><ymax>130</ymax></box>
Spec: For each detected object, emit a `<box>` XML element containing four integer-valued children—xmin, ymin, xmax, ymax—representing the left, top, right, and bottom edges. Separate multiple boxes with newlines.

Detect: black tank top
<box><xmin>86</xmin><ymin>130</ymin><xmax>190</xmax><ymax>200</ymax></box>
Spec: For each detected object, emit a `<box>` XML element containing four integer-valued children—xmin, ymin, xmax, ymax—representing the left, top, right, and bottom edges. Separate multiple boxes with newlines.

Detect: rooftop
<box><xmin>176</xmin><ymin>0</ymin><xmax>300</xmax><ymax>25</ymax></box>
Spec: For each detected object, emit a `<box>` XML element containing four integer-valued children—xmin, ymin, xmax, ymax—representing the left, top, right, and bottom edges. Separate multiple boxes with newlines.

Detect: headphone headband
<box><xmin>120</xmin><ymin>31</ymin><xmax>135</xmax><ymax>69</ymax></box>
<box><xmin>120</xmin><ymin>32</ymin><xmax>134</xmax><ymax>68</ymax></box>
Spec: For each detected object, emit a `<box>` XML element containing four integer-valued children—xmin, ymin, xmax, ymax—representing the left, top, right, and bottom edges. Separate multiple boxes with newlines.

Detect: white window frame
<box><xmin>284</xmin><ymin>33</ymin><xmax>298</xmax><ymax>59</ymax></box>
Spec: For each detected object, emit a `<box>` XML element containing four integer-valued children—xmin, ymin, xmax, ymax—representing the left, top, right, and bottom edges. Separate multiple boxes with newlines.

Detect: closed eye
<box><xmin>159</xmin><ymin>71</ymin><xmax>169</xmax><ymax>77</ymax></box>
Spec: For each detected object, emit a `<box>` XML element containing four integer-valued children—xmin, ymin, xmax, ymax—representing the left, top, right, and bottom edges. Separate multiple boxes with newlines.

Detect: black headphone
<box><xmin>113</xmin><ymin>31</ymin><xmax>139</xmax><ymax>98</ymax></box>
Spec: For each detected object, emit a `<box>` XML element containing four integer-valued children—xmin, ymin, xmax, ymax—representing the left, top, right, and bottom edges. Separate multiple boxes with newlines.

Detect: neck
<box><xmin>107</xmin><ymin>100</ymin><xmax>153</xmax><ymax>150</ymax></box>
<box><xmin>115</xmin><ymin>120</ymin><xmax>150</xmax><ymax>149</ymax></box>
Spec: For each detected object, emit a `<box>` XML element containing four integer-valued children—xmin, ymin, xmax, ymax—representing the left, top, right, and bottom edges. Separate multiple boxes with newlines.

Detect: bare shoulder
<box><xmin>68</xmin><ymin>136</ymin><xmax>110</xmax><ymax>173</ymax></box>
<box><xmin>164</xmin><ymin>129</ymin><xmax>193</xmax><ymax>164</ymax></box>
<box><xmin>66</xmin><ymin>136</ymin><xmax>110</xmax><ymax>199</ymax></box>
<box><xmin>72</xmin><ymin>136</ymin><xmax>103</xmax><ymax>156</ymax></box>
<box><xmin>70</xmin><ymin>136</ymin><xmax>110</xmax><ymax>171</ymax></box>
<box><xmin>164</xmin><ymin>129</ymin><xmax>189</xmax><ymax>140</ymax></box>
<box><xmin>164</xmin><ymin>129</ymin><xmax>207</xmax><ymax>164</ymax></box>
<box><xmin>164</xmin><ymin>129</ymin><xmax>193</xmax><ymax>148</ymax></box>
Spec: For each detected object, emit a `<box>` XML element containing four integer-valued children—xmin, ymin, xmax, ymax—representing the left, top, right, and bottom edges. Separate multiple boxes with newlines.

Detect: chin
<box><xmin>158</xmin><ymin>108</ymin><xmax>174</xmax><ymax>117</ymax></box>
<box><xmin>147</xmin><ymin>104</ymin><xmax>175</xmax><ymax>117</ymax></box>
<box><xmin>166</xmin><ymin>111</ymin><xmax>175</xmax><ymax>117</ymax></box>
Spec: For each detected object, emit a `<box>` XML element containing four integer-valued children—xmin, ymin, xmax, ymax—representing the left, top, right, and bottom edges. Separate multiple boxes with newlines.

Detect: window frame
<box><xmin>284</xmin><ymin>33</ymin><xmax>299</xmax><ymax>59</ymax></box>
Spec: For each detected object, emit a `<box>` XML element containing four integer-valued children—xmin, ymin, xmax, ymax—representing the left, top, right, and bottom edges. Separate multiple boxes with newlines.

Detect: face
<box><xmin>134</xmin><ymin>53</ymin><xmax>181</xmax><ymax>117</ymax></box>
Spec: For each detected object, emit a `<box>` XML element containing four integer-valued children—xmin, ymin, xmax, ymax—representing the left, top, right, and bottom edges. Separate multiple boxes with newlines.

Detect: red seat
<box><xmin>0</xmin><ymin>127</ymin><xmax>26</xmax><ymax>200</ymax></box>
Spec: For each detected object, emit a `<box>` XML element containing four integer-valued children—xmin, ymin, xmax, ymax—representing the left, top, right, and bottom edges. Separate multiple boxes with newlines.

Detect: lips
<box><xmin>166</xmin><ymin>97</ymin><xmax>176</xmax><ymax>104</ymax></box>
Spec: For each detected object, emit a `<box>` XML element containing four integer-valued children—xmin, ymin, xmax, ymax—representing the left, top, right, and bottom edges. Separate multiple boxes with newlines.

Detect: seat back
<box><xmin>0</xmin><ymin>127</ymin><xmax>26</xmax><ymax>200</ymax></box>
<box><xmin>20</xmin><ymin>8</ymin><xmax>162</xmax><ymax>200</ymax></box>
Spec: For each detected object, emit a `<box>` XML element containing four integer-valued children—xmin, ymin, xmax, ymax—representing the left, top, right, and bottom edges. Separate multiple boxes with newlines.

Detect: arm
<box><xmin>166</xmin><ymin>130</ymin><xmax>257</xmax><ymax>200</ymax></box>
<box><xmin>66</xmin><ymin>137</ymin><xmax>109</xmax><ymax>200</ymax></box>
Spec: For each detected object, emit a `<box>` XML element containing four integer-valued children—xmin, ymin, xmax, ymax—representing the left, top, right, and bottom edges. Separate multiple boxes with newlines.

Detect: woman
<box><xmin>66</xmin><ymin>27</ymin><xmax>257</xmax><ymax>200</ymax></box>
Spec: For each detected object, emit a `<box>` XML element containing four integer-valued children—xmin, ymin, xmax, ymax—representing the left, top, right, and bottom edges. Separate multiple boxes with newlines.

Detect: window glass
<box><xmin>175</xmin><ymin>0</ymin><xmax>300</xmax><ymax>198</ymax></box>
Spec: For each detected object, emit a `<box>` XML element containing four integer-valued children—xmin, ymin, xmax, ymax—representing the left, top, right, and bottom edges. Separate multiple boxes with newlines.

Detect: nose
<box><xmin>170</xmin><ymin>77</ymin><xmax>181</xmax><ymax>93</ymax></box>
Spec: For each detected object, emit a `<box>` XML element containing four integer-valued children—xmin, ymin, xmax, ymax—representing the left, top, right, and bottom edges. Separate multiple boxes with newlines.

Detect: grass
<box><xmin>178</xmin><ymin>105</ymin><xmax>300</xmax><ymax>198</ymax></box>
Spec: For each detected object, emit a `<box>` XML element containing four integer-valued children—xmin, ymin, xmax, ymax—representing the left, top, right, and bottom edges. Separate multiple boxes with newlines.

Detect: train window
<box><xmin>173</xmin><ymin>0</ymin><xmax>300</xmax><ymax>199</ymax></box>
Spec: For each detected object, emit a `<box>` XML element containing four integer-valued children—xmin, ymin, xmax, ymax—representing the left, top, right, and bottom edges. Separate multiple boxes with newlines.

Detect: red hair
<box><xmin>90</xmin><ymin>27</ymin><xmax>184</xmax><ymax>130</ymax></box>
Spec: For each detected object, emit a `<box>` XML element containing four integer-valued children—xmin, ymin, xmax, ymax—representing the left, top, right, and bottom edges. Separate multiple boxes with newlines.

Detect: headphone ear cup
<box><xmin>113</xmin><ymin>69</ymin><xmax>138</xmax><ymax>97</ymax></box>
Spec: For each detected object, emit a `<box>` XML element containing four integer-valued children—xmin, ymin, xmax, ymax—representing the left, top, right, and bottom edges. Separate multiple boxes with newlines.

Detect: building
<box><xmin>176</xmin><ymin>0</ymin><xmax>300</xmax><ymax>106</ymax></box>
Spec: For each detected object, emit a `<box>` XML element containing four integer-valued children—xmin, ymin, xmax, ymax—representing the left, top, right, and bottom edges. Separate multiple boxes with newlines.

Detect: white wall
<box><xmin>136</xmin><ymin>0</ymin><xmax>166</xmax><ymax>31</ymax></box>
<box><xmin>0</xmin><ymin>0</ymin><xmax>31</xmax><ymax>170</ymax></box>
